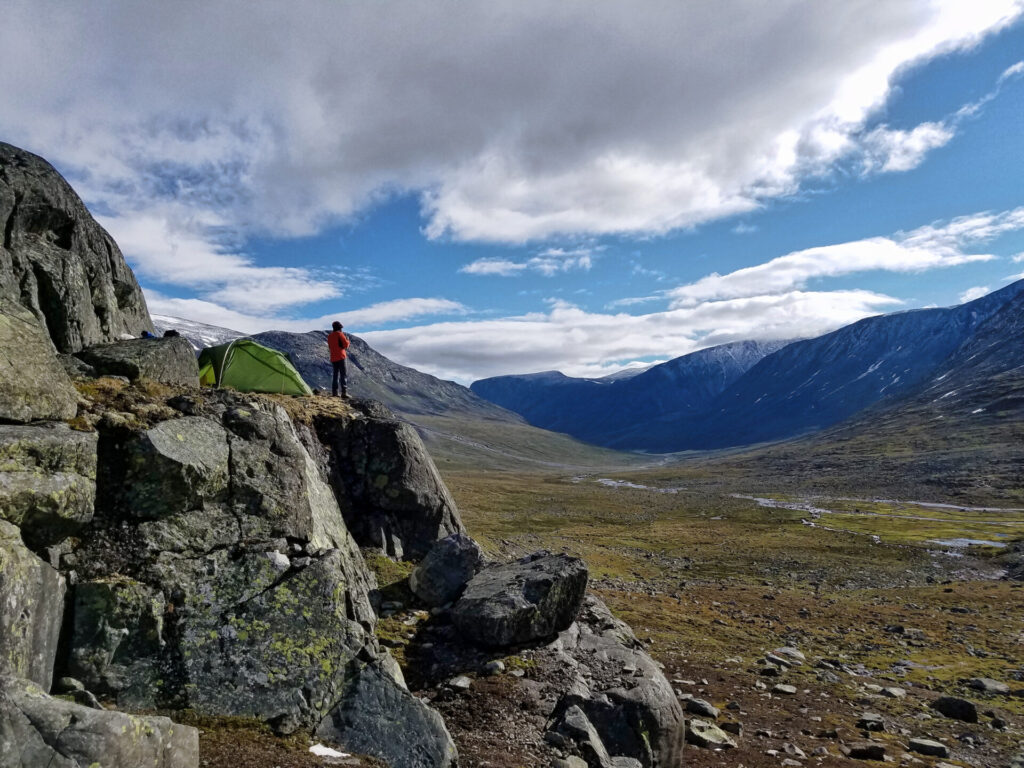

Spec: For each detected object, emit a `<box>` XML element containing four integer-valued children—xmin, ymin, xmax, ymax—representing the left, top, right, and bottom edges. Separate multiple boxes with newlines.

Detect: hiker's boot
<box><xmin>342</xmin><ymin>388</ymin><xmax>349</xmax><ymax>399</ymax></box>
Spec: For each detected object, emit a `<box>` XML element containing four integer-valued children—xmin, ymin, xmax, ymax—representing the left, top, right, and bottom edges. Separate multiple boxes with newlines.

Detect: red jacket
<box><xmin>328</xmin><ymin>330</ymin><xmax>350</xmax><ymax>362</ymax></box>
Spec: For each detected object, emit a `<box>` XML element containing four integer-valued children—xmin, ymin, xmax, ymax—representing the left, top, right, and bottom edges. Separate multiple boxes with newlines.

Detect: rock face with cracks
<box><xmin>409</xmin><ymin>532</ymin><xmax>485</xmax><ymax>606</ymax></box>
<box><xmin>0</xmin><ymin>675</ymin><xmax>199</xmax><ymax>768</ymax></box>
<box><xmin>0</xmin><ymin>142</ymin><xmax>152</xmax><ymax>353</ymax></box>
<box><xmin>310</xmin><ymin>402</ymin><xmax>465</xmax><ymax>559</ymax></box>
<box><xmin>75</xmin><ymin>336</ymin><xmax>199</xmax><ymax>387</ymax></box>
<box><xmin>0</xmin><ymin>423</ymin><xmax>96</xmax><ymax>552</ymax></box>
<box><xmin>0</xmin><ymin>300</ymin><xmax>79</xmax><ymax>423</ymax></box>
<box><xmin>0</xmin><ymin>521</ymin><xmax>65</xmax><ymax>689</ymax></box>
<box><xmin>452</xmin><ymin>552</ymin><xmax>589</xmax><ymax>647</ymax></box>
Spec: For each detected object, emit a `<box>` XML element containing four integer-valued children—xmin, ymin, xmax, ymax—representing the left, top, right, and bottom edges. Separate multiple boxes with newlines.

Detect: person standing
<box><xmin>327</xmin><ymin>321</ymin><xmax>350</xmax><ymax>397</ymax></box>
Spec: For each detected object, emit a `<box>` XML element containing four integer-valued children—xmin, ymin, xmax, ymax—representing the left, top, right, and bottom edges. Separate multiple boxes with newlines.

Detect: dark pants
<box><xmin>332</xmin><ymin>359</ymin><xmax>347</xmax><ymax>396</ymax></box>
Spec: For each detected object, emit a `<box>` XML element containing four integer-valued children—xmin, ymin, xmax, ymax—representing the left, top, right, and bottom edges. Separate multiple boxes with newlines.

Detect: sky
<box><xmin>2</xmin><ymin>1</ymin><xmax>1024</xmax><ymax>383</ymax></box>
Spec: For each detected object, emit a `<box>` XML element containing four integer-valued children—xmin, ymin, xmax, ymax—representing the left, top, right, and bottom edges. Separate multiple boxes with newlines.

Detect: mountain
<box><xmin>685</xmin><ymin>288</ymin><xmax>1024</xmax><ymax>504</ymax></box>
<box><xmin>631</xmin><ymin>280</ymin><xmax>1024</xmax><ymax>452</ymax></box>
<box><xmin>473</xmin><ymin>282</ymin><xmax>1024</xmax><ymax>454</ymax></box>
<box><xmin>250</xmin><ymin>330</ymin><xmax>516</xmax><ymax>420</ymax></box>
<box><xmin>472</xmin><ymin>339</ymin><xmax>791</xmax><ymax>446</ymax></box>
<box><xmin>151</xmin><ymin>314</ymin><xmax>244</xmax><ymax>350</ymax></box>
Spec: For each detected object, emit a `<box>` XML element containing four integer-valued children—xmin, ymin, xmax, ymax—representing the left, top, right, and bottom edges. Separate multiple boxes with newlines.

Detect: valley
<box><xmin>434</xmin><ymin>460</ymin><xmax>1024</xmax><ymax>767</ymax></box>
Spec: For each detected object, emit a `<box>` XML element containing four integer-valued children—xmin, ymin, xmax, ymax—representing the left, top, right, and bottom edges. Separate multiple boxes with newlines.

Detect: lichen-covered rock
<box><xmin>0</xmin><ymin>423</ymin><xmax>96</xmax><ymax>550</ymax></box>
<box><xmin>114</xmin><ymin>415</ymin><xmax>230</xmax><ymax>519</ymax></box>
<box><xmin>548</xmin><ymin>596</ymin><xmax>685</xmax><ymax>767</ymax></box>
<box><xmin>553</xmin><ymin>704</ymin><xmax>617</xmax><ymax>767</ymax></box>
<box><xmin>0</xmin><ymin>142</ymin><xmax>153</xmax><ymax>353</ymax></box>
<box><xmin>452</xmin><ymin>552</ymin><xmax>588</xmax><ymax>647</ymax></box>
<box><xmin>0</xmin><ymin>300</ymin><xmax>78</xmax><ymax>422</ymax></box>
<box><xmin>75</xmin><ymin>336</ymin><xmax>198</xmax><ymax>386</ymax></box>
<box><xmin>409</xmin><ymin>533</ymin><xmax>485</xmax><ymax>606</ymax></box>
<box><xmin>312</xmin><ymin>406</ymin><xmax>464</xmax><ymax>559</ymax></box>
<box><xmin>67</xmin><ymin>579</ymin><xmax>166</xmax><ymax>709</ymax></box>
<box><xmin>76</xmin><ymin>395</ymin><xmax>380</xmax><ymax>729</ymax></box>
<box><xmin>317</xmin><ymin>660</ymin><xmax>458</xmax><ymax>768</ymax></box>
<box><xmin>0</xmin><ymin>521</ymin><xmax>65</xmax><ymax>689</ymax></box>
<box><xmin>0</xmin><ymin>675</ymin><xmax>198</xmax><ymax>768</ymax></box>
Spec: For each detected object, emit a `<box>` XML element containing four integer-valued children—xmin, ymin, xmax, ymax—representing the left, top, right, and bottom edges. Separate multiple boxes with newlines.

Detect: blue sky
<box><xmin>2</xmin><ymin>1</ymin><xmax>1023</xmax><ymax>382</ymax></box>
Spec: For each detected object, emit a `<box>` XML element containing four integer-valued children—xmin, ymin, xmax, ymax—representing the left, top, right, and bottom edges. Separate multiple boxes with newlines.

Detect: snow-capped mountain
<box><xmin>151</xmin><ymin>315</ymin><xmax>244</xmax><ymax>351</ymax></box>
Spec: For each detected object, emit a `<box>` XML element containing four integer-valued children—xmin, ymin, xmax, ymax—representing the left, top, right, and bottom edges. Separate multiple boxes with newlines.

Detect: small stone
<box><xmin>685</xmin><ymin>698</ymin><xmax>719</xmax><ymax>719</ymax></box>
<box><xmin>857</xmin><ymin>712</ymin><xmax>885</xmax><ymax>732</ymax></box>
<box><xmin>448</xmin><ymin>675</ymin><xmax>472</xmax><ymax>691</ymax></box>
<box><xmin>782</xmin><ymin>759</ymin><xmax>802</xmax><ymax>767</ymax></box>
<box><xmin>773</xmin><ymin>684</ymin><xmax>797</xmax><ymax>695</ymax></box>
<box><xmin>685</xmin><ymin>719</ymin><xmax>737</xmax><ymax>749</ymax></box>
<box><xmin>882</xmin><ymin>687</ymin><xmax>906</xmax><ymax>699</ymax></box>
<box><xmin>842</xmin><ymin>742</ymin><xmax>886</xmax><ymax>760</ymax></box>
<box><xmin>783</xmin><ymin>742</ymin><xmax>807</xmax><ymax>758</ymax></box>
<box><xmin>483</xmin><ymin>660</ymin><xmax>505</xmax><ymax>675</ymax></box>
<box><xmin>760</xmin><ymin>665</ymin><xmax>783</xmax><ymax>677</ymax></box>
<box><xmin>54</xmin><ymin>677</ymin><xmax>85</xmax><ymax>693</ymax></box>
<box><xmin>774</xmin><ymin>647</ymin><xmax>806</xmax><ymax>664</ymax></box>
<box><xmin>968</xmin><ymin>677</ymin><xmax>1009</xmax><ymax>694</ymax></box>
<box><xmin>908</xmin><ymin>738</ymin><xmax>948</xmax><ymax>758</ymax></box>
<box><xmin>265</xmin><ymin>550</ymin><xmax>290</xmax><ymax>571</ymax></box>
<box><xmin>932</xmin><ymin>696</ymin><xmax>978</xmax><ymax>723</ymax></box>
<box><xmin>721</xmin><ymin>722</ymin><xmax>742</xmax><ymax>736</ymax></box>
<box><xmin>812</xmin><ymin>747</ymin><xmax>829</xmax><ymax>756</ymax></box>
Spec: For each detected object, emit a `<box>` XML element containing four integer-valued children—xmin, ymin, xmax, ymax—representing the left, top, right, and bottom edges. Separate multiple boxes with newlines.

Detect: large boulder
<box><xmin>0</xmin><ymin>675</ymin><xmax>198</xmax><ymax>768</ymax></box>
<box><xmin>452</xmin><ymin>552</ymin><xmax>588</xmax><ymax>647</ymax></box>
<box><xmin>311</xmin><ymin>405</ymin><xmax>464</xmax><ymax>559</ymax></box>
<box><xmin>0</xmin><ymin>423</ymin><xmax>96</xmax><ymax>551</ymax></box>
<box><xmin>0</xmin><ymin>300</ymin><xmax>78</xmax><ymax>422</ymax></box>
<box><xmin>409</xmin><ymin>533</ymin><xmax>485</xmax><ymax>606</ymax></box>
<box><xmin>548</xmin><ymin>596</ymin><xmax>685</xmax><ymax>767</ymax></box>
<box><xmin>75</xmin><ymin>336</ymin><xmax>198</xmax><ymax>386</ymax></box>
<box><xmin>0</xmin><ymin>142</ymin><xmax>152</xmax><ymax>353</ymax></box>
<box><xmin>76</xmin><ymin>395</ymin><xmax>380</xmax><ymax>729</ymax></box>
<box><xmin>0</xmin><ymin>521</ymin><xmax>65</xmax><ymax>689</ymax></box>
<box><xmin>316</xmin><ymin>660</ymin><xmax>458</xmax><ymax>768</ymax></box>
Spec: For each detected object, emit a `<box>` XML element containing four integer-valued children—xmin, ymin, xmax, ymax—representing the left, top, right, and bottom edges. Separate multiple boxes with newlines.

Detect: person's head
<box><xmin>332</xmin><ymin>321</ymin><xmax>343</xmax><ymax>331</ymax></box>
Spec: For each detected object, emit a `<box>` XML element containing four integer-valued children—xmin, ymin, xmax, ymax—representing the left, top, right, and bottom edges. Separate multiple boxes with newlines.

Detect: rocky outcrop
<box><xmin>0</xmin><ymin>300</ymin><xmax>79</xmax><ymax>422</ymax></box>
<box><xmin>0</xmin><ymin>142</ymin><xmax>152</xmax><ymax>353</ymax></box>
<box><xmin>546</xmin><ymin>596</ymin><xmax>685</xmax><ymax>767</ymax></box>
<box><xmin>316</xmin><ymin>661</ymin><xmax>458</xmax><ymax>768</ymax></box>
<box><xmin>452</xmin><ymin>552</ymin><xmax>588</xmax><ymax>647</ymax></box>
<box><xmin>0</xmin><ymin>423</ymin><xmax>96</xmax><ymax>552</ymax></box>
<box><xmin>409</xmin><ymin>533</ymin><xmax>485</xmax><ymax>607</ymax></box>
<box><xmin>0</xmin><ymin>675</ymin><xmax>198</xmax><ymax>768</ymax></box>
<box><xmin>0</xmin><ymin>522</ymin><xmax>66</xmax><ymax>690</ymax></box>
<box><xmin>75</xmin><ymin>336</ymin><xmax>198</xmax><ymax>386</ymax></box>
<box><xmin>311</xmin><ymin>403</ymin><xmax>464</xmax><ymax>559</ymax></box>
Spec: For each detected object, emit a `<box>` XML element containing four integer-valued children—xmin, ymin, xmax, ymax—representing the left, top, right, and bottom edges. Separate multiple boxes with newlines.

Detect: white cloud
<box><xmin>732</xmin><ymin>223</ymin><xmax>759</xmax><ymax>235</ymax></box>
<box><xmin>999</xmin><ymin>60</ymin><xmax>1024</xmax><ymax>82</ymax></box>
<box><xmin>362</xmin><ymin>290</ymin><xmax>902</xmax><ymax>382</ymax></box>
<box><xmin>667</xmin><ymin>207</ymin><xmax>1024</xmax><ymax>307</ymax></box>
<box><xmin>860</xmin><ymin>121</ymin><xmax>955</xmax><ymax>173</ymax></box>
<box><xmin>460</xmin><ymin>246</ymin><xmax>596</xmax><ymax>277</ymax></box>
<box><xmin>959</xmin><ymin>285</ymin><xmax>990</xmax><ymax>302</ymax></box>
<box><xmin>1011</xmin><ymin>252</ymin><xmax>1024</xmax><ymax>262</ymax></box>
<box><xmin>460</xmin><ymin>259</ymin><xmax>529</xmax><ymax>277</ymax></box>
<box><xmin>144</xmin><ymin>291</ymin><xmax>466</xmax><ymax>335</ymax></box>
<box><xmin>0</xmin><ymin>0</ymin><xmax>1020</xmax><ymax>251</ymax></box>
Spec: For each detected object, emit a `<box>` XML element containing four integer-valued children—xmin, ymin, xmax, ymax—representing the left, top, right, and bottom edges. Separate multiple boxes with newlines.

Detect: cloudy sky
<box><xmin>2</xmin><ymin>1</ymin><xmax>1024</xmax><ymax>382</ymax></box>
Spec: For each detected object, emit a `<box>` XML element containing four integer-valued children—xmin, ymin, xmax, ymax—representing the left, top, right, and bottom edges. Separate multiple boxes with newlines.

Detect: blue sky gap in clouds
<box><xmin>1</xmin><ymin>1</ymin><xmax>1023</xmax><ymax>382</ymax></box>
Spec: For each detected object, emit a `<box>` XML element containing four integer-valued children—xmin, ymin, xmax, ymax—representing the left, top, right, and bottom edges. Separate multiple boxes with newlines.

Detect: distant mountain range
<box><xmin>471</xmin><ymin>340</ymin><xmax>791</xmax><ymax>446</ymax></box>
<box><xmin>472</xmin><ymin>280</ymin><xmax>1024</xmax><ymax>452</ymax></box>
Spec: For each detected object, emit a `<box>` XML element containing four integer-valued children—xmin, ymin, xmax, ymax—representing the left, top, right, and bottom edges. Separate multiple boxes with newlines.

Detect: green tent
<box><xmin>198</xmin><ymin>339</ymin><xmax>312</xmax><ymax>396</ymax></box>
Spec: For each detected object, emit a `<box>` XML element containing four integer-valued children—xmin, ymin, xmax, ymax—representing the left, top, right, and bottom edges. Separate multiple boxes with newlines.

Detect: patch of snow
<box><xmin>310</xmin><ymin>744</ymin><xmax>351</xmax><ymax>758</ymax></box>
<box><xmin>971</xmin><ymin>408</ymin><xmax>985</xmax><ymax>414</ymax></box>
